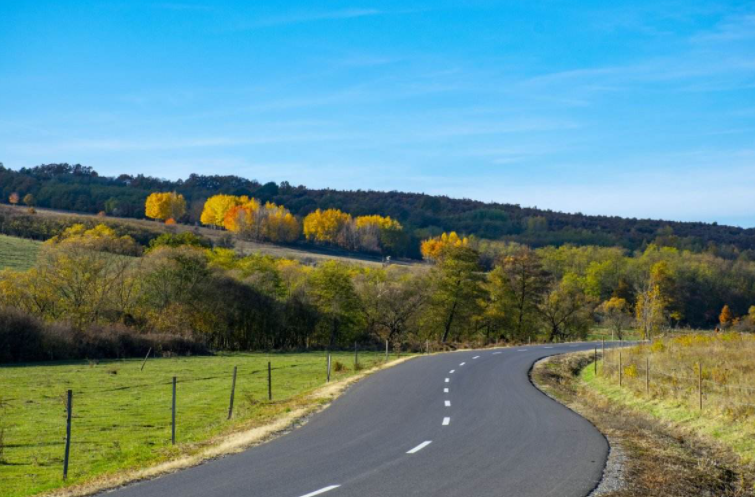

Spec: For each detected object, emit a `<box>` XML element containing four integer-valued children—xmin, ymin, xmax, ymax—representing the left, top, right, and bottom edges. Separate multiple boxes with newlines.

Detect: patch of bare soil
<box><xmin>532</xmin><ymin>353</ymin><xmax>755</xmax><ymax>497</ymax></box>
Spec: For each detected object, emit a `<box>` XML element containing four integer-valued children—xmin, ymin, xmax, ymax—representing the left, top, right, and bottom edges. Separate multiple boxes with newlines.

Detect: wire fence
<box><xmin>594</xmin><ymin>342</ymin><xmax>755</xmax><ymax>414</ymax></box>
<box><xmin>0</xmin><ymin>343</ymin><xmax>412</xmax><ymax>496</ymax></box>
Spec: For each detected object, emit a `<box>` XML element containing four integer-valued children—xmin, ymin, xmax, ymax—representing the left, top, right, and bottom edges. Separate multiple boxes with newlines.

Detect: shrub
<box><xmin>333</xmin><ymin>360</ymin><xmax>346</xmax><ymax>372</ymax></box>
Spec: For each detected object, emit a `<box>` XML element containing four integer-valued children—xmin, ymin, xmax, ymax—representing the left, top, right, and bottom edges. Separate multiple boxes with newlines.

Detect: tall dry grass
<box><xmin>600</xmin><ymin>332</ymin><xmax>755</xmax><ymax>419</ymax></box>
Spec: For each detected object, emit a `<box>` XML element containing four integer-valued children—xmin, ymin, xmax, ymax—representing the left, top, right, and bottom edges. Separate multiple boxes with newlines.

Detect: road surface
<box><xmin>108</xmin><ymin>343</ymin><xmax>616</xmax><ymax>497</ymax></box>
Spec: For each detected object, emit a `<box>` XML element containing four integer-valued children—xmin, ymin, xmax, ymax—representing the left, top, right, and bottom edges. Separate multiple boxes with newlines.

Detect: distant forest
<box><xmin>2</xmin><ymin>163</ymin><xmax>754</xmax><ymax>259</ymax></box>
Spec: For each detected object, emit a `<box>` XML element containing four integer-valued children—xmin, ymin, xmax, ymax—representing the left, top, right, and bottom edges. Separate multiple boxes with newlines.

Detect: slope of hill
<box><xmin>0</xmin><ymin>234</ymin><xmax>40</xmax><ymax>271</ymax></box>
<box><xmin>2</xmin><ymin>163</ymin><xmax>754</xmax><ymax>258</ymax></box>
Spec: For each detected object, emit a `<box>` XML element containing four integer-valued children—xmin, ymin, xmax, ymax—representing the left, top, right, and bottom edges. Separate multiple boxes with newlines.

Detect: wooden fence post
<box><xmin>698</xmin><ymin>361</ymin><xmax>703</xmax><ymax>411</ymax></box>
<box><xmin>385</xmin><ymin>340</ymin><xmax>389</xmax><ymax>361</ymax></box>
<box><xmin>268</xmin><ymin>362</ymin><xmax>272</xmax><ymax>401</ymax></box>
<box><xmin>227</xmin><ymin>366</ymin><xmax>237</xmax><ymax>420</ymax></box>
<box><xmin>63</xmin><ymin>390</ymin><xmax>72</xmax><ymax>480</ymax></box>
<box><xmin>171</xmin><ymin>377</ymin><xmax>177</xmax><ymax>445</ymax></box>
<box><xmin>601</xmin><ymin>338</ymin><xmax>605</xmax><ymax>375</ymax></box>
<box><xmin>327</xmin><ymin>354</ymin><xmax>331</xmax><ymax>383</ymax></box>
<box><xmin>619</xmin><ymin>352</ymin><xmax>623</xmax><ymax>387</ymax></box>
<box><xmin>646</xmin><ymin>357</ymin><xmax>650</xmax><ymax>393</ymax></box>
<box><xmin>594</xmin><ymin>347</ymin><xmax>598</xmax><ymax>374</ymax></box>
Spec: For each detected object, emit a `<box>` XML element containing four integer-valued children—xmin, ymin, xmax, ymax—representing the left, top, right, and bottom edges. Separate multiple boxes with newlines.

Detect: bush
<box><xmin>0</xmin><ymin>307</ymin><xmax>208</xmax><ymax>363</ymax></box>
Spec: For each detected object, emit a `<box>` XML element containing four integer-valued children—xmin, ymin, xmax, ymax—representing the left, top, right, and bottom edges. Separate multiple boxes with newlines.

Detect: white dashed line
<box><xmin>442</xmin><ymin>417</ymin><xmax>451</xmax><ymax>426</ymax></box>
<box><xmin>544</xmin><ymin>347</ymin><xmax>553</xmax><ymax>349</ymax></box>
<box><xmin>407</xmin><ymin>441</ymin><xmax>432</xmax><ymax>454</ymax></box>
<box><xmin>459</xmin><ymin>362</ymin><xmax>466</xmax><ymax>366</ymax></box>
<box><xmin>492</xmin><ymin>352</ymin><xmax>502</xmax><ymax>355</ymax></box>
<box><xmin>449</xmin><ymin>369</ymin><xmax>455</xmax><ymax>374</ymax></box>
<box><xmin>473</xmin><ymin>356</ymin><xmax>480</xmax><ymax>359</ymax></box>
<box><xmin>445</xmin><ymin>378</ymin><xmax>450</xmax><ymax>383</ymax></box>
<box><xmin>300</xmin><ymin>485</ymin><xmax>341</xmax><ymax>497</ymax></box>
<box><xmin>444</xmin><ymin>388</ymin><xmax>449</xmax><ymax>393</ymax></box>
<box><xmin>444</xmin><ymin>400</ymin><xmax>451</xmax><ymax>407</ymax></box>
<box><xmin>518</xmin><ymin>349</ymin><xmax>528</xmax><ymax>351</ymax></box>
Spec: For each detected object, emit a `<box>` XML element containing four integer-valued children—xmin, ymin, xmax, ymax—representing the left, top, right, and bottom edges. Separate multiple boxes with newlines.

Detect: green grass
<box><xmin>581</xmin><ymin>357</ymin><xmax>755</xmax><ymax>464</ymax></box>
<box><xmin>0</xmin><ymin>351</ymin><xmax>396</xmax><ymax>497</ymax></box>
<box><xmin>0</xmin><ymin>235</ymin><xmax>41</xmax><ymax>271</ymax></box>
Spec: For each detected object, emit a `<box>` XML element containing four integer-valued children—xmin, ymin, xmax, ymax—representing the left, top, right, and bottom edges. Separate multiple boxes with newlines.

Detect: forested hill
<box><xmin>2</xmin><ymin>163</ymin><xmax>754</xmax><ymax>258</ymax></box>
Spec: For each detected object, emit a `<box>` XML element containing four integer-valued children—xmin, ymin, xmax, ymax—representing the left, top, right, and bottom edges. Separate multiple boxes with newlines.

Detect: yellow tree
<box><xmin>420</xmin><ymin>232</ymin><xmax>469</xmax><ymax>261</ymax></box>
<box><xmin>200</xmin><ymin>194</ymin><xmax>247</xmax><ymax>227</ymax></box>
<box><xmin>262</xmin><ymin>203</ymin><xmax>300</xmax><ymax>243</ymax></box>
<box><xmin>145</xmin><ymin>192</ymin><xmax>186</xmax><ymax>221</ymax></box>
<box><xmin>8</xmin><ymin>192</ymin><xmax>20</xmax><ymax>206</ymax></box>
<box><xmin>719</xmin><ymin>304</ymin><xmax>733</xmax><ymax>329</ymax></box>
<box><xmin>223</xmin><ymin>198</ymin><xmax>260</xmax><ymax>234</ymax></box>
<box><xmin>597</xmin><ymin>297</ymin><xmax>633</xmax><ymax>340</ymax></box>
<box><xmin>303</xmin><ymin>208</ymin><xmax>351</xmax><ymax>243</ymax></box>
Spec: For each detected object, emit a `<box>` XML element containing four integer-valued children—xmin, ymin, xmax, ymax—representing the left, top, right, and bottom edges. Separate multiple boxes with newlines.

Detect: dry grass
<box><xmin>533</xmin><ymin>352</ymin><xmax>755</xmax><ymax>497</ymax></box>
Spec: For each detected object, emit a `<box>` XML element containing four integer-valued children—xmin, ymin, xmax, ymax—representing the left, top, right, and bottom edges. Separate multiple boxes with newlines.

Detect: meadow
<box><xmin>584</xmin><ymin>332</ymin><xmax>755</xmax><ymax>462</ymax></box>
<box><xmin>0</xmin><ymin>351</ymin><xmax>396</xmax><ymax>497</ymax></box>
<box><xmin>0</xmin><ymin>234</ymin><xmax>40</xmax><ymax>271</ymax></box>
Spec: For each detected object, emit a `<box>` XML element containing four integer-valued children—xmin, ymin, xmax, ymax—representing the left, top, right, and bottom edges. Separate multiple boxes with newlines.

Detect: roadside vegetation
<box><xmin>0</xmin><ymin>351</ymin><xmax>394</xmax><ymax>497</ymax></box>
<box><xmin>586</xmin><ymin>332</ymin><xmax>755</xmax><ymax>463</ymax></box>
<box><xmin>533</xmin><ymin>352</ymin><xmax>755</xmax><ymax>496</ymax></box>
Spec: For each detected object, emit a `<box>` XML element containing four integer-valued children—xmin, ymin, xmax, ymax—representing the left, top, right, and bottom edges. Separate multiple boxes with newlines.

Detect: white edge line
<box><xmin>442</xmin><ymin>417</ymin><xmax>451</xmax><ymax>426</ymax></box>
<box><xmin>299</xmin><ymin>485</ymin><xmax>341</xmax><ymax>497</ymax></box>
<box><xmin>445</xmin><ymin>400</ymin><xmax>451</xmax><ymax>407</ymax></box>
<box><xmin>406</xmin><ymin>441</ymin><xmax>432</xmax><ymax>454</ymax></box>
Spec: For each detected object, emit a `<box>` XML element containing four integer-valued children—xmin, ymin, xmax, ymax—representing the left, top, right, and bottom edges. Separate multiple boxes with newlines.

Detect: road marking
<box><xmin>473</xmin><ymin>355</ymin><xmax>480</xmax><ymax>359</ymax></box>
<box><xmin>544</xmin><ymin>346</ymin><xmax>553</xmax><ymax>349</ymax></box>
<box><xmin>445</xmin><ymin>378</ymin><xmax>450</xmax><ymax>383</ymax></box>
<box><xmin>569</xmin><ymin>345</ymin><xmax>577</xmax><ymax>347</ymax></box>
<box><xmin>299</xmin><ymin>485</ymin><xmax>341</xmax><ymax>497</ymax></box>
<box><xmin>444</xmin><ymin>388</ymin><xmax>449</xmax><ymax>393</ymax></box>
<box><xmin>407</xmin><ymin>441</ymin><xmax>432</xmax><ymax>454</ymax></box>
<box><xmin>442</xmin><ymin>417</ymin><xmax>450</xmax><ymax>426</ymax></box>
<box><xmin>449</xmin><ymin>369</ymin><xmax>455</xmax><ymax>374</ymax></box>
<box><xmin>492</xmin><ymin>352</ymin><xmax>502</xmax><ymax>355</ymax></box>
<box><xmin>459</xmin><ymin>362</ymin><xmax>465</xmax><ymax>366</ymax></box>
<box><xmin>445</xmin><ymin>400</ymin><xmax>451</xmax><ymax>407</ymax></box>
<box><xmin>518</xmin><ymin>349</ymin><xmax>528</xmax><ymax>351</ymax></box>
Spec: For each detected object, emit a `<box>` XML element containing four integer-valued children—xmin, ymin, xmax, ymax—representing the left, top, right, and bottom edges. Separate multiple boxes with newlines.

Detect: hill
<box><xmin>2</xmin><ymin>163</ymin><xmax>754</xmax><ymax>259</ymax></box>
<box><xmin>0</xmin><ymin>234</ymin><xmax>40</xmax><ymax>271</ymax></box>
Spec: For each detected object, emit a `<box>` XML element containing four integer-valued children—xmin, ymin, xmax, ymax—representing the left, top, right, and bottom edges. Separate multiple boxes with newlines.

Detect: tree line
<box><xmin>2</xmin><ymin>223</ymin><xmax>755</xmax><ymax>362</ymax></box>
<box><xmin>2</xmin><ymin>163</ymin><xmax>755</xmax><ymax>259</ymax></box>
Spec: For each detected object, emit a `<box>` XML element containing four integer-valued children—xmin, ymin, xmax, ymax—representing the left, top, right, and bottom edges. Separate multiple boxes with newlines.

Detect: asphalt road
<box><xmin>108</xmin><ymin>343</ymin><xmax>618</xmax><ymax>497</ymax></box>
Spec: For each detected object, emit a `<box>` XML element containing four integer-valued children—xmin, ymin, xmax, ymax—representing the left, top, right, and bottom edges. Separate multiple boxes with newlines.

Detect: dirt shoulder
<box><xmin>531</xmin><ymin>352</ymin><xmax>755</xmax><ymax>497</ymax></box>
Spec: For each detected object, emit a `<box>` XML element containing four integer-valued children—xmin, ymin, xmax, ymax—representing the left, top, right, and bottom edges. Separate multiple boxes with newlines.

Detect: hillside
<box><xmin>2</xmin><ymin>163</ymin><xmax>754</xmax><ymax>259</ymax></box>
<box><xmin>0</xmin><ymin>234</ymin><xmax>40</xmax><ymax>271</ymax></box>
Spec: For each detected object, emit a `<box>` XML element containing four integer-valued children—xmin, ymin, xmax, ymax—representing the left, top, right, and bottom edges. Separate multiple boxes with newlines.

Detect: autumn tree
<box><xmin>420</xmin><ymin>232</ymin><xmax>469</xmax><ymax>261</ymax></box>
<box><xmin>719</xmin><ymin>304</ymin><xmax>733</xmax><ymax>329</ymax></box>
<box><xmin>635</xmin><ymin>261</ymin><xmax>673</xmax><ymax>339</ymax></box>
<box><xmin>22</xmin><ymin>193</ymin><xmax>35</xmax><ymax>207</ymax></box>
<box><xmin>597</xmin><ymin>297</ymin><xmax>633</xmax><ymax>340</ymax></box>
<box><xmin>8</xmin><ymin>192</ymin><xmax>19</xmax><ymax>206</ymax></box>
<box><xmin>145</xmin><ymin>192</ymin><xmax>186</xmax><ymax>221</ymax></box>
<box><xmin>303</xmin><ymin>209</ymin><xmax>352</xmax><ymax>244</ymax></box>
<box><xmin>201</xmin><ymin>194</ymin><xmax>246</xmax><ymax>227</ymax></box>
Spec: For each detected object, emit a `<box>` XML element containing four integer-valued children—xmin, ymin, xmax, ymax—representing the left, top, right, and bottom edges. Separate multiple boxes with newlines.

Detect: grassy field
<box><xmin>0</xmin><ymin>351</ymin><xmax>398</xmax><ymax>497</ymax></box>
<box><xmin>0</xmin><ymin>235</ymin><xmax>41</xmax><ymax>271</ymax></box>
<box><xmin>583</xmin><ymin>332</ymin><xmax>755</xmax><ymax>463</ymax></box>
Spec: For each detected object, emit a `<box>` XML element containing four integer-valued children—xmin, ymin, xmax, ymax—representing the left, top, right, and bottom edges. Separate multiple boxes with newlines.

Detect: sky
<box><xmin>1</xmin><ymin>1</ymin><xmax>754</xmax><ymax>227</ymax></box>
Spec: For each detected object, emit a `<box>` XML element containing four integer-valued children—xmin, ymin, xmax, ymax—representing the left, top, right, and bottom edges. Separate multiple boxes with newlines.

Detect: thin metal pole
<box><xmin>646</xmin><ymin>357</ymin><xmax>649</xmax><ymax>393</ymax></box>
<box><xmin>171</xmin><ymin>377</ymin><xmax>177</xmax><ymax>445</ymax></box>
<box><xmin>601</xmin><ymin>338</ymin><xmax>605</xmax><ymax>375</ymax></box>
<box><xmin>385</xmin><ymin>340</ymin><xmax>389</xmax><ymax>361</ymax></box>
<box><xmin>140</xmin><ymin>347</ymin><xmax>152</xmax><ymax>371</ymax></box>
<box><xmin>354</xmin><ymin>342</ymin><xmax>358</xmax><ymax>368</ymax></box>
<box><xmin>227</xmin><ymin>366</ymin><xmax>237</xmax><ymax>420</ymax></box>
<box><xmin>268</xmin><ymin>362</ymin><xmax>272</xmax><ymax>401</ymax></box>
<box><xmin>63</xmin><ymin>390</ymin><xmax>72</xmax><ymax>480</ymax></box>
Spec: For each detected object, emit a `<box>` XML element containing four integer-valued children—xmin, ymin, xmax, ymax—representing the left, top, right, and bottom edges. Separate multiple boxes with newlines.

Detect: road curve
<box><xmin>108</xmin><ymin>343</ymin><xmax>616</xmax><ymax>497</ymax></box>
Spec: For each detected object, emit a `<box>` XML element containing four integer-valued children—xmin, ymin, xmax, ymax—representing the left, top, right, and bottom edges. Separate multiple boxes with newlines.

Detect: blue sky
<box><xmin>1</xmin><ymin>1</ymin><xmax>754</xmax><ymax>227</ymax></box>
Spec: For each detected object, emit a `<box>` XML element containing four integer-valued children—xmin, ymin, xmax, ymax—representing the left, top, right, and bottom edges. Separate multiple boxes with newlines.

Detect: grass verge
<box><xmin>0</xmin><ymin>351</ymin><xmax>412</xmax><ymax>497</ymax></box>
<box><xmin>532</xmin><ymin>352</ymin><xmax>755</xmax><ymax>496</ymax></box>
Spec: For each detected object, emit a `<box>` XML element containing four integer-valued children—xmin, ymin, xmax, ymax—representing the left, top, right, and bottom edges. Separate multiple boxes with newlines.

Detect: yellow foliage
<box><xmin>354</xmin><ymin>215</ymin><xmax>402</xmax><ymax>231</ymax></box>
<box><xmin>303</xmin><ymin>208</ymin><xmax>351</xmax><ymax>243</ymax></box>
<box><xmin>145</xmin><ymin>192</ymin><xmax>186</xmax><ymax>221</ymax></box>
<box><xmin>420</xmin><ymin>232</ymin><xmax>469</xmax><ymax>260</ymax></box>
<box><xmin>200</xmin><ymin>195</ymin><xmax>249</xmax><ymax>227</ymax></box>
